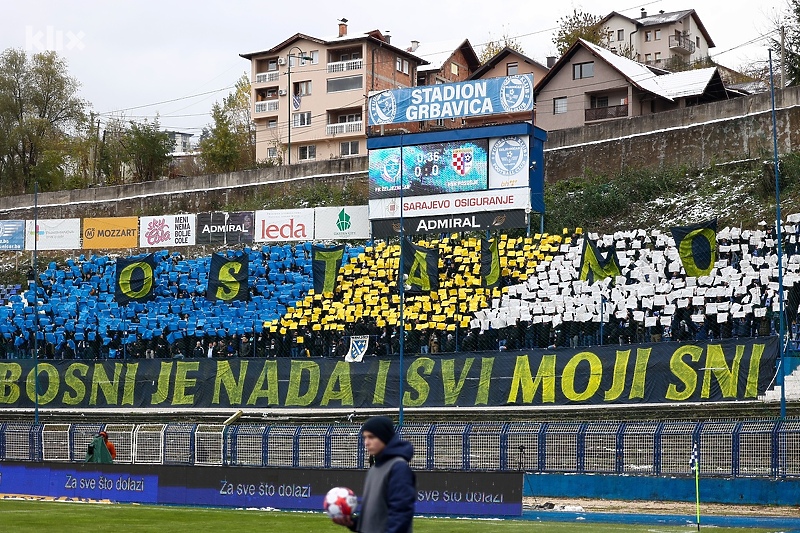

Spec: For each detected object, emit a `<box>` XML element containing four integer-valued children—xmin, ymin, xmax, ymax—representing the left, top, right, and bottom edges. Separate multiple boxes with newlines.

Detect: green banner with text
<box><xmin>0</xmin><ymin>338</ymin><xmax>777</xmax><ymax>409</ymax></box>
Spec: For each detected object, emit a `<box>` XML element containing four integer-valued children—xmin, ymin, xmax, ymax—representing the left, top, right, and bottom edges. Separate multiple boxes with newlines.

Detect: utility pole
<box><xmin>781</xmin><ymin>25</ymin><xmax>786</xmax><ymax>89</ymax></box>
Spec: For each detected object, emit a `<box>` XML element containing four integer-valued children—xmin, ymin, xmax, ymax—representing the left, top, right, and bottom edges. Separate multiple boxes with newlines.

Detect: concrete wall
<box><xmin>0</xmin><ymin>157</ymin><xmax>368</xmax><ymax>220</ymax></box>
<box><xmin>543</xmin><ymin>85</ymin><xmax>800</xmax><ymax>182</ymax></box>
<box><xmin>2</xmin><ymin>86</ymin><xmax>800</xmax><ymax>220</ymax></box>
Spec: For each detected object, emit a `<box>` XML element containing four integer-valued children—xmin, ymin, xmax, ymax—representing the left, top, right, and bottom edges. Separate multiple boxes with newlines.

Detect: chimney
<box><xmin>640</xmin><ymin>8</ymin><xmax>647</xmax><ymax>18</ymax></box>
<box><xmin>410</xmin><ymin>40</ymin><xmax>419</xmax><ymax>52</ymax></box>
<box><xmin>546</xmin><ymin>56</ymin><xmax>556</xmax><ymax>68</ymax></box>
<box><xmin>338</xmin><ymin>18</ymin><xmax>348</xmax><ymax>38</ymax></box>
<box><xmin>384</xmin><ymin>30</ymin><xmax>391</xmax><ymax>44</ymax></box>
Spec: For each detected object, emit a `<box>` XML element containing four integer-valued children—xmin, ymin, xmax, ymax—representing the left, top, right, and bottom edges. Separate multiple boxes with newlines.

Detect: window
<box><xmin>327</xmin><ymin>75</ymin><xmax>363</xmax><ymax>93</ymax></box>
<box><xmin>645</xmin><ymin>31</ymin><xmax>652</xmax><ymax>42</ymax></box>
<box><xmin>267</xmin><ymin>119</ymin><xmax>277</xmax><ymax>129</ymax></box>
<box><xmin>396</xmin><ymin>57</ymin><xmax>402</xmax><ymax>71</ymax></box>
<box><xmin>553</xmin><ymin>97</ymin><xmax>567</xmax><ymax>114</ymax></box>
<box><xmin>590</xmin><ymin>95</ymin><xmax>609</xmax><ymax>108</ymax></box>
<box><xmin>340</xmin><ymin>141</ymin><xmax>359</xmax><ymax>156</ymax></box>
<box><xmin>293</xmin><ymin>80</ymin><xmax>312</xmax><ymax>96</ymax></box>
<box><xmin>268</xmin><ymin>59</ymin><xmax>278</xmax><ymax>71</ymax></box>
<box><xmin>655</xmin><ymin>29</ymin><xmax>661</xmax><ymax>40</ymax></box>
<box><xmin>450</xmin><ymin>63</ymin><xmax>458</xmax><ymax>75</ymax></box>
<box><xmin>617</xmin><ymin>29</ymin><xmax>624</xmax><ymax>41</ymax></box>
<box><xmin>506</xmin><ymin>62</ymin><xmax>518</xmax><ymax>76</ymax></box>
<box><xmin>293</xmin><ymin>112</ymin><xmax>311</xmax><ymax>127</ymax></box>
<box><xmin>266</xmin><ymin>88</ymin><xmax>278</xmax><ymax>98</ymax></box>
<box><xmin>267</xmin><ymin>146</ymin><xmax>278</xmax><ymax>158</ymax></box>
<box><xmin>338</xmin><ymin>113</ymin><xmax>361</xmax><ymax>123</ymax></box>
<box><xmin>573</xmin><ymin>62</ymin><xmax>594</xmax><ymax>79</ymax></box>
<box><xmin>645</xmin><ymin>53</ymin><xmax>652</xmax><ymax>62</ymax></box>
<box><xmin>654</xmin><ymin>52</ymin><xmax>661</xmax><ymax>62</ymax></box>
<box><xmin>300</xmin><ymin>50</ymin><xmax>319</xmax><ymax>66</ymax></box>
<box><xmin>299</xmin><ymin>145</ymin><xmax>316</xmax><ymax>160</ymax></box>
<box><xmin>696</xmin><ymin>36</ymin><xmax>700</xmax><ymax>47</ymax></box>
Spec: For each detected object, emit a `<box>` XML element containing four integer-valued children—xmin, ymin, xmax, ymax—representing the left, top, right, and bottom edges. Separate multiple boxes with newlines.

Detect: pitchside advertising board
<box><xmin>367</xmin><ymin>122</ymin><xmax>546</xmax><ymax>238</ymax></box>
<box><xmin>25</xmin><ymin>219</ymin><xmax>81</xmax><ymax>250</ymax></box>
<box><xmin>196</xmin><ymin>212</ymin><xmax>255</xmax><ymax>245</ymax></box>
<box><xmin>0</xmin><ymin>462</ymin><xmax>522</xmax><ymax>516</ymax></box>
<box><xmin>82</xmin><ymin>217</ymin><xmax>139</xmax><ymax>249</ymax></box>
<box><xmin>139</xmin><ymin>215</ymin><xmax>196</xmax><ymax>248</ymax></box>
<box><xmin>0</xmin><ymin>220</ymin><xmax>25</xmax><ymax>250</ymax></box>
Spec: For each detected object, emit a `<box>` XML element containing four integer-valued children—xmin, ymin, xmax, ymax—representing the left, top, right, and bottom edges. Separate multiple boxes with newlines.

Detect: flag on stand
<box><xmin>690</xmin><ymin>442</ymin><xmax>701</xmax><ymax>531</ymax></box>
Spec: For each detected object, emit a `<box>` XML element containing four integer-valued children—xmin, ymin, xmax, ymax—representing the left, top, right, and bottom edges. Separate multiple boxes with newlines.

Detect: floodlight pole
<box><xmin>398</xmin><ymin>133</ymin><xmax>405</xmax><ymax>427</ymax></box>
<box><xmin>33</xmin><ymin>181</ymin><xmax>40</xmax><ymax>425</ymax></box>
<box><xmin>769</xmin><ymin>49</ymin><xmax>787</xmax><ymax>420</ymax></box>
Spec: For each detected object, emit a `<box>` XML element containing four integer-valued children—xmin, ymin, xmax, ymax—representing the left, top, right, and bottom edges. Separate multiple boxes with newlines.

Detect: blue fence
<box><xmin>1</xmin><ymin>419</ymin><xmax>798</xmax><ymax>479</ymax></box>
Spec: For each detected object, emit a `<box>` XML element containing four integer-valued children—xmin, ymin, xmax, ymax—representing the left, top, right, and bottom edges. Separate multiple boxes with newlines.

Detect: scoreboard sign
<box><xmin>368</xmin><ymin>140</ymin><xmax>489</xmax><ymax>199</ymax></box>
<box><xmin>368</xmin><ymin>75</ymin><xmax>534</xmax><ymax>126</ymax></box>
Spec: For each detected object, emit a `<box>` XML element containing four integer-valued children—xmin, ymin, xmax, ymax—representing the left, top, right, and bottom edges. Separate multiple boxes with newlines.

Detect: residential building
<box><xmin>240</xmin><ymin>20</ymin><xmax>425</xmax><ymax>164</ymax></box>
<box><xmin>534</xmin><ymin>39</ymin><xmax>741</xmax><ymax>132</ymax></box>
<box><xmin>464</xmin><ymin>47</ymin><xmax>549</xmax><ymax>127</ymax></box>
<box><xmin>412</xmin><ymin>39</ymin><xmax>481</xmax><ymax>130</ymax></box>
<box><xmin>165</xmin><ymin>130</ymin><xmax>195</xmax><ymax>155</ymax></box>
<box><xmin>599</xmin><ymin>8</ymin><xmax>715</xmax><ymax>70</ymax></box>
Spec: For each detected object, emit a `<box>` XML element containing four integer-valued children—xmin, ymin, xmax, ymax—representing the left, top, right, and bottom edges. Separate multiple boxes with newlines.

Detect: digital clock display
<box><xmin>369</xmin><ymin>140</ymin><xmax>488</xmax><ymax>199</ymax></box>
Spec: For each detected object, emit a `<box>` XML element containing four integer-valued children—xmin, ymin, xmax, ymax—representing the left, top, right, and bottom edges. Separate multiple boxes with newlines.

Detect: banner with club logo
<box><xmin>368</xmin><ymin>74</ymin><xmax>534</xmax><ymax>126</ymax></box>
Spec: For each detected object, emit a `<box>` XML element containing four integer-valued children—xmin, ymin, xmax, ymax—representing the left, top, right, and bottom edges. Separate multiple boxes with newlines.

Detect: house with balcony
<box><xmin>599</xmin><ymin>8</ymin><xmax>715</xmax><ymax>70</ymax></box>
<box><xmin>409</xmin><ymin>39</ymin><xmax>481</xmax><ymax>130</ymax></box>
<box><xmin>240</xmin><ymin>20</ymin><xmax>426</xmax><ymax>164</ymax></box>
<box><xmin>534</xmin><ymin>39</ymin><xmax>740</xmax><ymax>132</ymax></box>
<box><xmin>463</xmin><ymin>47</ymin><xmax>550</xmax><ymax>127</ymax></box>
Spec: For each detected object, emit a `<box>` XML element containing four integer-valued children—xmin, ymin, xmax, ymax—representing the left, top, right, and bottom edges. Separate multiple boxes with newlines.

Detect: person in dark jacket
<box><xmin>333</xmin><ymin>416</ymin><xmax>415</xmax><ymax>533</ymax></box>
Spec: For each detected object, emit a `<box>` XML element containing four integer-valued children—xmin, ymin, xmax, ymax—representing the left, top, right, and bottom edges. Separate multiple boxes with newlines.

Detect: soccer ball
<box><xmin>324</xmin><ymin>486</ymin><xmax>357</xmax><ymax>519</ymax></box>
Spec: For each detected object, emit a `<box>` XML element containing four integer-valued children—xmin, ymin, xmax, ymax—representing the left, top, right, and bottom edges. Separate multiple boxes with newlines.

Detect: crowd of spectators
<box><xmin>2</xmin><ymin>217</ymin><xmax>800</xmax><ymax>361</ymax></box>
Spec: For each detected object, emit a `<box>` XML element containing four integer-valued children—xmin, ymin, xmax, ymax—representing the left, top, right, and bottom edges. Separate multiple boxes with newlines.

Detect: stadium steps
<box><xmin>762</xmin><ymin>366</ymin><xmax>800</xmax><ymax>402</ymax></box>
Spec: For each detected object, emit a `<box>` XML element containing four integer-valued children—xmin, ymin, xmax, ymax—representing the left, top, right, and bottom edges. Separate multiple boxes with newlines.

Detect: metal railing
<box><xmin>2</xmin><ymin>419</ymin><xmax>798</xmax><ymax>478</ymax></box>
<box><xmin>255</xmin><ymin>71</ymin><xmax>280</xmax><ymax>84</ymax></box>
<box><xmin>326</xmin><ymin>121</ymin><xmax>363</xmax><ymax>136</ymax></box>
<box><xmin>585</xmin><ymin>104</ymin><xmax>628</xmax><ymax>122</ymax></box>
<box><xmin>669</xmin><ymin>34</ymin><xmax>696</xmax><ymax>54</ymax></box>
<box><xmin>327</xmin><ymin>59</ymin><xmax>364</xmax><ymax>73</ymax></box>
<box><xmin>255</xmin><ymin>100</ymin><xmax>279</xmax><ymax>114</ymax></box>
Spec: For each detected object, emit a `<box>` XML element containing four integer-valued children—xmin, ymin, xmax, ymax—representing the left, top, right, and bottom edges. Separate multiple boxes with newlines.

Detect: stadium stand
<box><xmin>2</xmin><ymin>215</ymin><xmax>800</xmax><ymax>386</ymax></box>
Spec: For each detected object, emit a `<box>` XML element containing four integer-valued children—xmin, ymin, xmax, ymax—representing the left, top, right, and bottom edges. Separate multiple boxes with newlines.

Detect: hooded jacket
<box><xmin>353</xmin><ymin>434</ymin><xmax>415</xmax><ymax>533</ymax></box>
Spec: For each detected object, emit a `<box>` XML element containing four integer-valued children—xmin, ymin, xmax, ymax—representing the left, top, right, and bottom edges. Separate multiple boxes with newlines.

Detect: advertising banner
<box><xmin>488</xmin><ymin>136</ymin><xmax>530</xmax><ymax>190</ymax></box>
<box><xmin>82</xmin><ymin>217</ymin><xmax>139</xmax><ymax>249</ymax></box>
<box><xmin>314</xmin><ymin>206</ymin><xmax>370</xmax><ymax>240</ymax></box>
<box><xmin>139</xmin><ymin>215</ymin><xmax>196</xmax><ymax>248</ymax></box>
<box><xmin>371</xmin><ymin>210</ymin><xmax>526</xmax><ymax>237</ymax></box>
<box><xmin>368</xmin><ymin>187</ymin><xmax>531</xmax><ymax>220</ymax></box>
<box><xmin>25</xmin><ymin>219</ymin><xmax>81</xmax><ymax>250</ymax></box>
<box><xmin>195</xmin><ymin>212</ymin><xmax>227</xmax><ymax>245</ymax></box>
<box><xmin>369</xmin><ymin>140</ymin><xmax>489</xmax><ymax>200</ymax></box>
<box><xmin>0</xmin><ymin>462</ymin><xmax>522</xmax><ymax>516</ymax></box>
<box><xmin>254</xmin><ymin>209</ymin><xmax>314</xmax><ymax>242</ymax></box>
<box><xmin>225</xmin><ymin>211</ymin><xmax>255</xmax><ymax>244</ymax></box>
<box><xmin>368</xmin><ymin>74</ymin><xmax>534</xmax><ymax>126</ymax></box>
<box><xmin>0</xmin><ymin>338</ymin><xmax>776</xmax><ymax>409</ymax></box>
<box><xmin>0</xmin><ymin>220</ymin><xmax>25</xmax><ymax>250</ymax></box>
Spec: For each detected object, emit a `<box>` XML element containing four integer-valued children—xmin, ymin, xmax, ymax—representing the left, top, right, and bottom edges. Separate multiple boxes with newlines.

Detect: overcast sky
<box><xmin>0</xmin><ymin>0</ymin><xmax>788</xmax><ymax>136</ymax></box>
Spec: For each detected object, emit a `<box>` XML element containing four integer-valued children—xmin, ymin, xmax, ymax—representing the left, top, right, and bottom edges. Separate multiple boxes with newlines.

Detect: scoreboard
<box><xmin>369</xmin><ymin>140</ymin><xmax>489</xmax><ymax>200</ymax></box>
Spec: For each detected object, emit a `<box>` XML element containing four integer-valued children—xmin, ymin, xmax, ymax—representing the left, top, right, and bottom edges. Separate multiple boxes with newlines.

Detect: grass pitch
<box><xmin>0</xmin><ymin>499</ymin><xmax>778</xmax><ymax>532</ymax></box>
